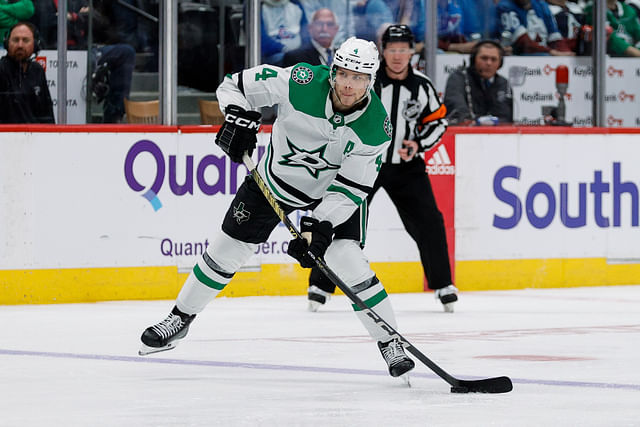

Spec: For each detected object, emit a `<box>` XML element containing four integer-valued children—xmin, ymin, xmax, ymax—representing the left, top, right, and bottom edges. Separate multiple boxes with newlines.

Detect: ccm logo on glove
<box><xmin>215</xmin><ymin>104</ymin><xmax>262</xmax><ymax>163</ymax></box>
<box><xmin>223</xmin><ymin>112</ymin><xmax>261</xmax><ymax>131</ymax></box>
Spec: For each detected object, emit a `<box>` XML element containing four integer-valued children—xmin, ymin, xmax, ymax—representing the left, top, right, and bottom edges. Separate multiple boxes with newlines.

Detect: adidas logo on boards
<box><xmin>426</xmin><ymin>145</ymin><xmax>455</xmax><ymax>175</ymax></box>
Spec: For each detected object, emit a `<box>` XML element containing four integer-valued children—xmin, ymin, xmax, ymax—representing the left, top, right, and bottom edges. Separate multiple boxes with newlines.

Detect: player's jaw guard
<box><xmin>242</xmin><ymin>152</ymin><xmax>512</xmax><ymax>394</ymax></box>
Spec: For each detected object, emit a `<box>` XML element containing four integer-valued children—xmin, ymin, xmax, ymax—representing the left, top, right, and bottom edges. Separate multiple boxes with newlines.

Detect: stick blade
<box><xmin>450</xmin><ymin>376</ymin><xmax>513</xmax><ymax>394</ymax></box>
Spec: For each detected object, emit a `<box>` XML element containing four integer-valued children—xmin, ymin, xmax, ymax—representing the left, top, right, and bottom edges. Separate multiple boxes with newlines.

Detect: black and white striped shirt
<box><xmin>374</xmin><ymin>63</ymin><xmax>447</xmax><ymax>164</ymax></box>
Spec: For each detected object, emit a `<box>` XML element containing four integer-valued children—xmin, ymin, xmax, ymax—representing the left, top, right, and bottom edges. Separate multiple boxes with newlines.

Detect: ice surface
<box><xmin>1</xmin><ymin>286</ymin><xmax>639</xmax><ymax>426</ymax></box>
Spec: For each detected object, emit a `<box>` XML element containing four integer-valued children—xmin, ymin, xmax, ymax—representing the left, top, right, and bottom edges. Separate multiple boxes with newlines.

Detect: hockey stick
<box><xmin>242</xmin><ymin>153</ymin><xmax>512</xmax><ymax>394</ymax></box>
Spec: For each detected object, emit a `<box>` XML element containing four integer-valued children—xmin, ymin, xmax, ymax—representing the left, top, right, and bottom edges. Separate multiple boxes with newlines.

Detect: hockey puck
<box><xmin>450</xmin><ymin>386</ymin><xmax>469</xmax><ymax>393</ymax></box>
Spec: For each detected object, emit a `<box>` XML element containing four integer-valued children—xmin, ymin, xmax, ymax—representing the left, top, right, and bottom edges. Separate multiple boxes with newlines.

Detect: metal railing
<box><xmin>55</xmin><ymin>0</ymin><xmax>611</xmax><ymax>126</ymax></box>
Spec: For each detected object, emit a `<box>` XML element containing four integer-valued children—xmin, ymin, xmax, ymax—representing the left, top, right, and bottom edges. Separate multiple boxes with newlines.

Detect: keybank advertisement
<box><xmin>435</xmin><ymin>56</ymin><xmax>640</xmax><ymax>127</ymax></box>
<box><xmin>455</xmin><ymin>133</ymin><xmax>640</xmax><ymax>261</ymax></box>
<box><xmin>0</xmin><ymin>132</ymin><xmax>420</xmax><ymax>271</ymax></box>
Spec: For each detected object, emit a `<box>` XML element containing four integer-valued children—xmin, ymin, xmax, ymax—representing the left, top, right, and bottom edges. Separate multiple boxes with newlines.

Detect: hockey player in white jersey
<box><xmin>139</xmin><ymin>37</ymin><xmax>415</xmax><ymax>378</ymax></box>
<box><xmin>306</xmin><ymin>25</ymin><xmax>458</xmax><ymax>313</ymax></box>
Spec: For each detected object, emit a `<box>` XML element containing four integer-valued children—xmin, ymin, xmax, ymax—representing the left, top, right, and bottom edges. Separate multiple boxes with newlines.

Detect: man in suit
<box><xmin>283</xmin><ymin>8</ymin><xmax>338</xmax><ymax>66</ymax></box>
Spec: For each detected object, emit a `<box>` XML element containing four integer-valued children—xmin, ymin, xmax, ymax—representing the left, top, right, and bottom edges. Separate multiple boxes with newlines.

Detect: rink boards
<box><xmin>1</xmin><ymin>126</ymin><xmax>639</xmax><ymax>304</ymax></box>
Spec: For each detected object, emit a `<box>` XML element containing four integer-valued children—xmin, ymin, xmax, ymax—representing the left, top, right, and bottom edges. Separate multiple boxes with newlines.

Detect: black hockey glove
<box><xmin>287</xmin><ymin>216</ymin><xmax>333</xmax><ymax>268</ymax></box>
<box><xmin>215</xmin><ymin>104</ymin><xmax>262</xmax><ymax>163</ymax></box>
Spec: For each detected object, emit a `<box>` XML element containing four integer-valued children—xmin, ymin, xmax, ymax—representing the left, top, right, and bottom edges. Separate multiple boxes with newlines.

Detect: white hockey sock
<box><xmin>176</xmin><ymin>266</ymin><xmax>227</xmax><ymax>315</ymax></box>
<box><xmin>352</xmin><ymin>278</ymin><xmax>398</xmax><ymax>342</ymax></box>
<box><xmin>324</xmin><ymin>239</ymin><xmax>398</xmax><ymax>342</ymax></box>
<box><xmin>176</xmin><ymin>231</ymin><xmax>257</xmax><ymax>315</ymax></box>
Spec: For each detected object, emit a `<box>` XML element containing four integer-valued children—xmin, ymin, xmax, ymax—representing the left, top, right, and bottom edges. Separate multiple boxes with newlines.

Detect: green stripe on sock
<box><xmin>352</xmin><ymin>289</ymin><xmax>388</xmax><ymax>311</ymax></box>
<box><xmin>193</xmin><ymin>264</ymin><xmax>227</xmax><ymax>290</ymax></box>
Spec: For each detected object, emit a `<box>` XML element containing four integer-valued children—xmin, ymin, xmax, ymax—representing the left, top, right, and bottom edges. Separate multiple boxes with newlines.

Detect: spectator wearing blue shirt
<box><xmin>458</xmin><ymin>0</ymin><xmax>499</xmax><ymax>40</ymax></box>
<box><xmin>352</xmin><ymin>0</ymin><xmax>393</xmax><ymax>42</ymax></box>
<box><xmin>438</xmin><ymin>0</ymin><xmax>478</xmax><ymax>53</ymax></box>
<box><xmin>497</xmin><ymin>0</ymin><xmax>575</xmax><ymax>55</ymax></box>
<box><xmin>384</xmin><ymin>0</ymin><xmax>425</xmax><ymax>41</ymax></box>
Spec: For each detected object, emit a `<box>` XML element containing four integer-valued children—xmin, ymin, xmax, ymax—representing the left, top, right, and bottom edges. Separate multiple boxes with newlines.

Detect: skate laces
<box><xmin>151</xmin><ymin>313</ymin><xmax>185</xmax><ymax>339</ymax></box>
<box><xmin>380</xmin><ymin>339</ymin><xmax>407</xmax><ymax>366</ymax></box>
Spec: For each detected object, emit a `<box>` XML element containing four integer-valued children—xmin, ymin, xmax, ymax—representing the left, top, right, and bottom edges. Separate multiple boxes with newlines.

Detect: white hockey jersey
<box><xmin>216</xmin><ymin>63</ymin><xmax>392</xmax><ymax>227</ymax></box>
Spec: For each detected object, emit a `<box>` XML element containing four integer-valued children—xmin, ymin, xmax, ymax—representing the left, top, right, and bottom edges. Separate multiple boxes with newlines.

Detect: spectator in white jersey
<box><xmin>305</xmin><ymin>25</ymin><xmax>459</xmax><ymax>313</ymax></box>
<box><xmin>261</xmin><ymin>0</ymin><xmax>308</xmax><ymax>65</ymax></box>
<box><xmin>139</xmin><ymin>37</ymin><xmax>416</xmax><ymax>379</ymax></box>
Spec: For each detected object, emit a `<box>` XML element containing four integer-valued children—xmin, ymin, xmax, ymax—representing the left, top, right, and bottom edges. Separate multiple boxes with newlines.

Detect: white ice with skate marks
<box><xmin>1</xmin><ymin>286</ymin><xmax>639</xmax><ymax>426</ymax></box>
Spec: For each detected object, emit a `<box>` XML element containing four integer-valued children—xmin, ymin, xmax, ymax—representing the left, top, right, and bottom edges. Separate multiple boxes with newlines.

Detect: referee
<box><xmin>307</xmin><ymin>24</ymin><xmax>459</xmax><ymax>312</ymax></box>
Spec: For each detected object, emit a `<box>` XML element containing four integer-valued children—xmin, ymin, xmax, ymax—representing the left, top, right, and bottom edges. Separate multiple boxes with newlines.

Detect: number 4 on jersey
<box><xmin>255</xmin><ymin>68</ymin><xmax>278</xmax><ymax>81</ymax></box>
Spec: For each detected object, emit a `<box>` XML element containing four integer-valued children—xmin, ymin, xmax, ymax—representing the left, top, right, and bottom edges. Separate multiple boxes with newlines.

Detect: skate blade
<box><xmin>400</xmin><ymin>373</ymin><xmax>411</xmax><ymax>387</ymax></box>
<box><xmin>443</xmin><ymin>302</ymin><xmax>455</xmax><ymax>313</ymax></box>
<box><xmin>307</xmin><ymin>300</ymin><xmax>322</xmax><ymax>312</ymax></box>
<box><xmin>138</xmin><ymin>342</ymin><xmax>178</xmax><ymax>356</ymax></box>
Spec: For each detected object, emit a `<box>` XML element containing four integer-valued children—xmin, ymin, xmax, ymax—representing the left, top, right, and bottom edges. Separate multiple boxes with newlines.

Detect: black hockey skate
<box><xmin>435</xmin><ymin>284</ymin><xmax>458</xmax><ymax>313</ymax></box>
<box><xmin>378</xmin><ymin>338</ymin><xmax>415</xmax><ymax>377</ymax></box>
<box><xmin>139</xmin><ymin>307</ymin><xmax>196</xmax><ymax>356</ymax></box>
<box><xmin>307</xmin><ymin>285</ymin><xmax>332</xmax><ymax>312</ymax></box>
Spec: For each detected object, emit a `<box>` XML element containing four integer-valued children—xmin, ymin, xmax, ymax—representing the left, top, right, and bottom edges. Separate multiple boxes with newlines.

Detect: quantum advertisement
<box><xmin>0</xmin><ymin>131</ymin><xmax>422</xmax><ymax>272</ymax></box>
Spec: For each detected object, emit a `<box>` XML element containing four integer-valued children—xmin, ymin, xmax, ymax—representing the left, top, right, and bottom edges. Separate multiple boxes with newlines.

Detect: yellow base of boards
<box><xmin>1</xmin><ymin>258</ymin><xmax>639</xmax><ymax>304</ymax></box>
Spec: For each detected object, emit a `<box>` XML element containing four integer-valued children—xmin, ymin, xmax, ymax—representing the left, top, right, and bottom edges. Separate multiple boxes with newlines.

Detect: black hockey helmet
<box><xmin>381</xmin><ymin>24</ymin><xmax>415</xmax><ymax>49</ymax></box>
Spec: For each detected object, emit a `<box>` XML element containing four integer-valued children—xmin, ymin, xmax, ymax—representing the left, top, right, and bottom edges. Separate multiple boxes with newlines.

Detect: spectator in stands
<box><xmin>298</xmin><ymin>0</ymin><xmax>392</xmax><ymax>45</ymax></box>
<box><xmin>261</xmin><ymin>0</ymin><xmax>308</xmax><ymax>65</ymax></box>
<box><xmin>497</xmin><ymin>0</ymin><xmax>575</xmax><ymax>55</ymax></box>
<box><xmin>438</xmin><ymin>0</ymin><xmax>478</xmax><ymax>53</ymax></box>
<box><xmin>546</xmin><ymin>0</ymin><xmax>585</xmax><ymax>54</ymax></box>
<box><xmin>584</xmin><ymin>0</ymin><xmax>640</xmax><ymax>57</ymax></box>
<box><xmin>627</xmin><ymin>0</ymin><xmax>640</xmax><ymax>17</ymax></box>
<box><xmin>28</xmin><ymin>0</ymin><xmax>56</xmax><ymax>48</ymax></box>
<box><xmin>384</xmin><ymin>0</ymin><xmax>425</xmax><ymax>41</ymax></box>
<box><xmin>0</xmin><ymin>22</ymin><xmax>54</xmax><ymax>123</ymax></box>
<box><xmin>0</xmin><ymin>0</ymin><xmax>33</xmax><ymax>41</ymax></box>
<box><xmin>283</xmin><ymin>8</ymin><xmax>339</xmax><ymax>66</ymax></box>
<box><xmin>111</xmin><ymin>0</ymin><xmax>148</xmax><ymax>51</ymax></box>
<box><xmin>298</xmin><ymin>0</ymin><xmax>349</xmax><ymax>45</ymax></box>
<box><xmin>352</xmin><ymin>0</ymin><xmax>394</xmax><ymax>42</ymax></box>
<box><xmin>66</xmin><ymin>0</ymin><xmax>136</xmax><ymax>123</ymax></box>
<box><xmin>384</xmin><ymin>0</ymin><xmax>415</xmax><ymax>26</ymax></box>
<box><xmin>443</xmin><ymin>39</ymin><xmax>513</xmax><ymax>125</ymax></box>
<box><xmin>459</xmin><ymin>0</ymin><xmax>499</xmax><ymax>40</ymax></box>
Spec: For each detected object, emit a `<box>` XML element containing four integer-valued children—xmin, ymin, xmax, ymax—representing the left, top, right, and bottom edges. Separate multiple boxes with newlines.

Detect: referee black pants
<box><xmin>309</xmin><ymin>158</ymin><xmax>452</xmax><ymax>293</ymax></box>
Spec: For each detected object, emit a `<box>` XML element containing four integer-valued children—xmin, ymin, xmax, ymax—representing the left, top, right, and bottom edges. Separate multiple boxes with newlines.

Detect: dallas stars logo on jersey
<box><xmin>292</xmin><ymin>66</ymin><xmax>313</xmax><ymax>84</ymax></box>
<box><xmin>233</xmin><ymin>202</ymin><xmax>250</xmax><ymax>224</ymax></box>
<box><xmin>278</xmin><ymin>138</ymin><xmax>340</xmax><ymax>179</ymax></box>
<box><xmin>384</xmin><ymin>116</ymin><xmax>393</xmax><ymax>139</ymax></box>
